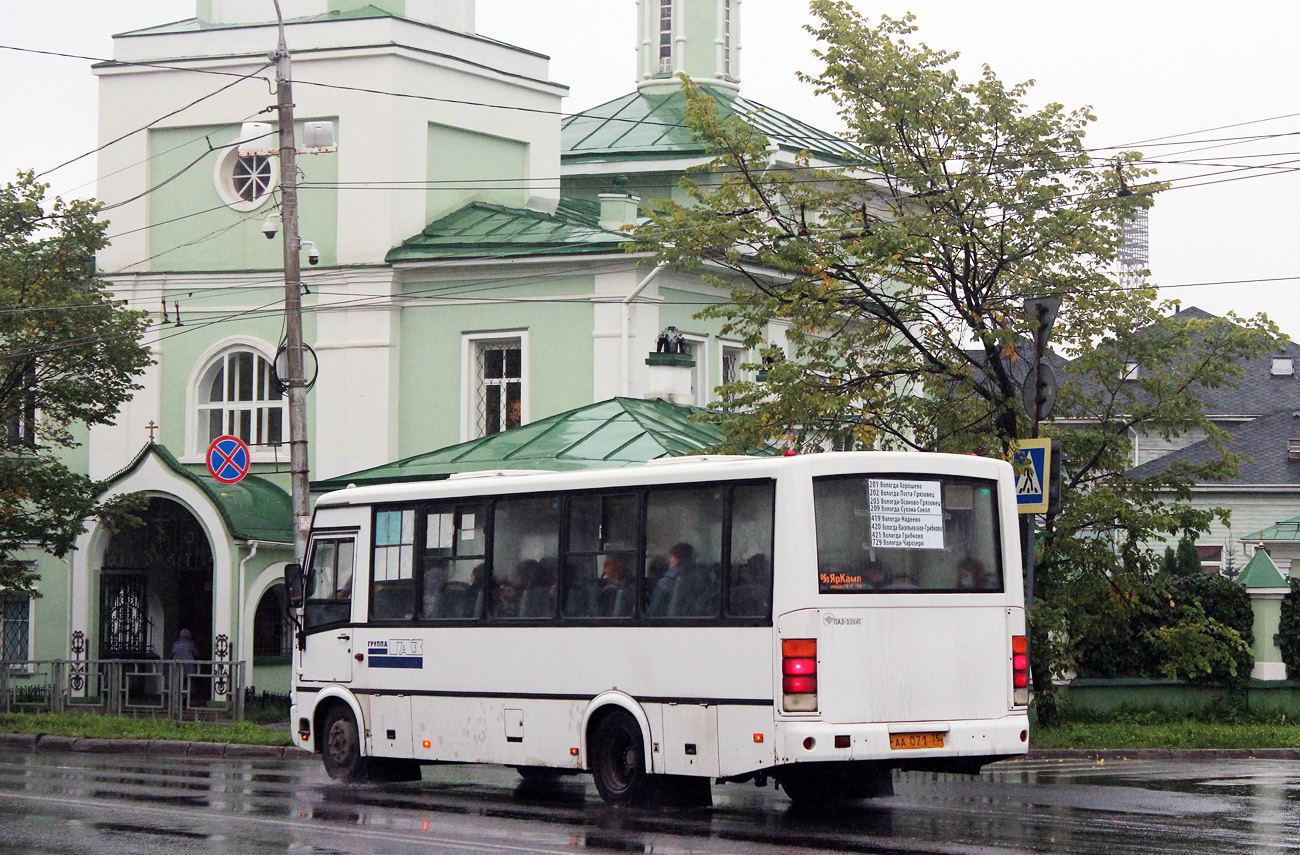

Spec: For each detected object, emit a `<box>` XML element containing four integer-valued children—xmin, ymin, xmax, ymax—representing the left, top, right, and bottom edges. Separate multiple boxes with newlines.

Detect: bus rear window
<box><xmin>813</xmin><ymin>475</ymin><xmax>1002</xmax><ymax>594</ymax></box>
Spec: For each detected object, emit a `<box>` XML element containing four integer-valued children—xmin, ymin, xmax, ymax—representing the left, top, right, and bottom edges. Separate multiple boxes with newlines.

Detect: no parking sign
<box><xmin>207</xmin><ymin>435</ymin><xmax>251</xmax><ymax>484</ymax></box>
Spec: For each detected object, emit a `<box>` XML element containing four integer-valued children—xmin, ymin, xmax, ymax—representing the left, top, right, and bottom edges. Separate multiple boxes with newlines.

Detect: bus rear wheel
<box><xmin>591</xmin><ymin>711</ymin><xmax>651</xmax><ymax>806</ymax></box>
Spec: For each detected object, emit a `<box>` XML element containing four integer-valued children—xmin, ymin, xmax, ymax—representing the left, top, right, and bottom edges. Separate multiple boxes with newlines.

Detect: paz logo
<box><xmin>823</xmin><ymin>613</ymin><xmax>863</xmax><ymax>627</ymax></box>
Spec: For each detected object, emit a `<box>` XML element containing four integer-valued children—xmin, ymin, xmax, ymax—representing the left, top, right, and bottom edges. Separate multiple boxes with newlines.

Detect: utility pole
<box><xmin>274</xmin><ymin>0</ymin><xmax>310</xmax><ymax>565</ymax></box>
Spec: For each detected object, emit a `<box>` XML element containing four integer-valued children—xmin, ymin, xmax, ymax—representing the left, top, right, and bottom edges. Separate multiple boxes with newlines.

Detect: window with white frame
<box><xmin>4</xmin><ymin>361</ymin><xmax>36</xmax><ymax>447</ymax></box>
<box><xmin>474</xmin><ymin>338</ymin><xmax>523</xmax><ymax>438</ymax></box>
<box><xmin>658</xmin><ymin>0</ymin><xmax>674</xmax><ymax>73</ymax></box>
<box><xmin>197</xmin><ymin>347</ymin><xmax>285</xmax><ymax>451</ymax></box>
<box><xmin>721</xmin><ymin>343</ymin><xmax>747</xmax><ymax>387</ymax></box>
<box><xmin>680</xmin><ymin>336</ymin><xmax>708</xmax><ymax>405</ymax></box>
<box><xmin>723</xmin><ymin>0</ymin><xmax>734</xmax><ymax>76</ymax></box>
<box><xmin>1</xmin><ymin>592</ymin><xmax>32</xmax><ymax>666</ymax></box>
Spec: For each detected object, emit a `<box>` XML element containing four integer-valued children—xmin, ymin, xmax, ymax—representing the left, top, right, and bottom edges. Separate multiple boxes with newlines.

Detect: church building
<box><xmin>9</xmin><ymin>0</ymin><xmax>854</xmax><ymax>701</ymax></box>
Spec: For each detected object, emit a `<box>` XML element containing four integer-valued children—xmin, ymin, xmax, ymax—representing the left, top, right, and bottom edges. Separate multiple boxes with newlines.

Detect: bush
<box><xmin>1278</xmin><ymin>578</ymin><xmax>1300</xmax><ymax>678</ymax></box>
<box><xmin>1072</xmin><ymin>537</ymin><xmax>1254</xmax><ymax>687</ymax></box>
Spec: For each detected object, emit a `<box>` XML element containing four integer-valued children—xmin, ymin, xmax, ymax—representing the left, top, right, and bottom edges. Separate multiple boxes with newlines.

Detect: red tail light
<box><xmin>782</xmin><ymin>638</ymin><xmax>818</xmax><ymax>712</ymax></box>
<box><xmin>1011</xmin><ymin>636</ymin><xmax>1029</xmax><ymax>704</ymax></box>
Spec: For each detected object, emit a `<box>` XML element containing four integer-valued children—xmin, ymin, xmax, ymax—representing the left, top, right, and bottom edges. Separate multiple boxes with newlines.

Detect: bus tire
<box><xmin>321</xmin><ymin>706</ymin><xmax>367</xmax><ymax>783</ymax></box>
<box><xmin>591</xmin><ymin>710</ymin><xmax>651</xmax><ymax>806</ymax></box>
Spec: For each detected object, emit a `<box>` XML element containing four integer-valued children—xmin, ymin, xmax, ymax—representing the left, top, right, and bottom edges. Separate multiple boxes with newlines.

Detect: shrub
<box><xmin>1278</xmin><ymin>578</ymin><xmax>1300</xmax><ymax>678</ymax></box>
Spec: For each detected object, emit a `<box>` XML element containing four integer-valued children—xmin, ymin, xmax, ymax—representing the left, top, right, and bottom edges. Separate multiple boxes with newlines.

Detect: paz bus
<box><xmin>286</xmin><ymin>452</ymin><xmax>1029</xmax><ymax>806</ymax></box>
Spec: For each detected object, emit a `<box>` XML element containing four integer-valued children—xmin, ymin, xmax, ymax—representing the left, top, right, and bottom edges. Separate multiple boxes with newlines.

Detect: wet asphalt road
<box><xmin>0</xmin><ymin>747</ymin><xmax>1296</xmax><ymax>854</ymax></box>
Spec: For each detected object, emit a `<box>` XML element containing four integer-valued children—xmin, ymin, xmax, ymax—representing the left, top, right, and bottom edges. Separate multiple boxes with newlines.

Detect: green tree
<box><xmin>0</xmin><ymin>172</ymin><xmax>153</xmax><ymax>591</ymax></box>
<box><xmin>632</xmin><ymin>3</ymin><xmax>1276</xmax><ymax>719</ymax></box>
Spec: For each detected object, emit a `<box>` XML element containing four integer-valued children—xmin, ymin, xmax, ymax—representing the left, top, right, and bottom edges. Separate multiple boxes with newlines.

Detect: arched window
<box><xmin>197</xmin><ymin>348</ymin><xmax>285</xmax><ymax>450</ymax></box>
<box><xmin>252</xmin><ymin>585</ymin><xmax>292</xmax><ymax>660</ymax></box>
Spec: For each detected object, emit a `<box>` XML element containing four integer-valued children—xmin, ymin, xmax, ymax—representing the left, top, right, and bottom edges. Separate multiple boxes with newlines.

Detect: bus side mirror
<box><xmin>285</xmin><ymin>563</ymin><xmax>305</xmax><ymax>609</ymax></box>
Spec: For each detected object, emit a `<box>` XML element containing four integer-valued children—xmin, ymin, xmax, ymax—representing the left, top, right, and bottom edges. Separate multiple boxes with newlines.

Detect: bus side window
<box><xmin>372</xmin><ymin>509</ymin><xmax>415</xmax><ymax>621</ymax></box>
<box><xmin>644</xmin><ymin>488</ymin><xmax>723</xmax><ymax>619</ymax></box>
<box><xmin>420</xmin><ymin>505</ymin><xmax>487</xmax><ymax>620</ymax></box>
<box><xmin>491</xmin><ymin>496</ymin><xmax>561</xmax><ymax>620</ymax></box>
<box><xmin>563</xmin><ymin>494</ymin><xmax>637</xmax><ymax>619</ymax></box>
<box><xmin>304</xmin><ymin>539</ymin><xmax>354</xmax><ymax>629</ymax></box>
<box><xmin>727</xmin><ymin>483</ymin><xmax>775</xmax><ymax>618</ymax></box>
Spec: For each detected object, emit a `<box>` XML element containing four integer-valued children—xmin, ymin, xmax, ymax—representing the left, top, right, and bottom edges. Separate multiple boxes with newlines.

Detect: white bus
<box><xmin>287</xmin><ymin>452</ymin><xmax>1029</xmax><ymax>806</ymax></box>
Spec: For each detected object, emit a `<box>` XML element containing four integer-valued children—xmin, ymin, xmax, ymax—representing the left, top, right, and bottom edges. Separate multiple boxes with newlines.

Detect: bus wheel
<box><xmin>321</xmin><ymin>706</ymin><xmax>367</xmax><ymax>782</ymax></box>
<box><xmin>591</xmin><ymin>711</ymin><xmax>650</xmax><ymax>806</ymax></box>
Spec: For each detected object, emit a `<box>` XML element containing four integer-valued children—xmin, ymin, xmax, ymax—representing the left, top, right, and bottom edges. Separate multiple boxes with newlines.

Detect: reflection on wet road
<box><xmin>0</xmin><ymin>749</ymin><xmax>1296</xmax><ymax>854</ymax></box>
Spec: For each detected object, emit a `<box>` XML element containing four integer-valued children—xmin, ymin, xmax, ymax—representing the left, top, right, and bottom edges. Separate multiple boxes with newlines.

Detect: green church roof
<box><xmin>105</xmin><ymin>444</ymin><xmax>293</xmax><ymax>544</ymax></box>
<box><xmin>386</xmin><ymin>199</ymin><xmax>632</xmax><ymax>262</ymax></box>
<box><xmin>1236</xmin><ymin>549</ymin><xmax>1289</xmax><ymax>589</ymax></box>
<box><xmin>562</xmin><ymin>86</ymin><xmax>860</xmax><ymax>166</ymax></box>
<box><xmin>313</xmin><ymin>396</ymin><xmax>772</xmax><ymax>491</ymax></box>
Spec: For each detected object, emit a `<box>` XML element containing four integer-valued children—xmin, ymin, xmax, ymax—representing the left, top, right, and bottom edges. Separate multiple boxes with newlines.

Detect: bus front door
<box><xmin>299</xmin><ymin>537</ymin><xmax>357</xmax><ymax>685</ymax></box>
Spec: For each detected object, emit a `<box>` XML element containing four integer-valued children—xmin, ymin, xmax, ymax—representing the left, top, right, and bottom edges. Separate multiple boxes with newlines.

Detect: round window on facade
<box><xmin>214</xmin><ymin>147</ymin><xmax>279</xmax><ymax>211</ymax></box>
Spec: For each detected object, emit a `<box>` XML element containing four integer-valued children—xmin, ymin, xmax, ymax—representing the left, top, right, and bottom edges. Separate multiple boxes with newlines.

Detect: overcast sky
<box><xmin>2</xmin><ymin>1</ymin><xmax>1298</xmax><ymax>337</ymax></box>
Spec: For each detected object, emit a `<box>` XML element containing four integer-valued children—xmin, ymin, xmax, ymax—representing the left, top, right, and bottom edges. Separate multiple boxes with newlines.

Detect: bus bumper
<box><xmin>774</xmin><ymin>713</ymin><xmax>1029</xmax><ymax>767</ymax></box>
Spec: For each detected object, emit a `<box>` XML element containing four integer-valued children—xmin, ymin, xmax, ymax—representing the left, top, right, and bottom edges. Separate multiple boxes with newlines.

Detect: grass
<box><xmin>1030</xmin><ymin>709</ymin><xmax>1300</xmax><ymax>750</ymax></box>
<box><xmin>0</xmin><ymin>713</ymin><xmax>293</xmax><ymax>747</ymax></box>
<box><xmin>2</xmin><ymin>710</ymin><xmax>1296</xmax><ymax>752</ymax></box>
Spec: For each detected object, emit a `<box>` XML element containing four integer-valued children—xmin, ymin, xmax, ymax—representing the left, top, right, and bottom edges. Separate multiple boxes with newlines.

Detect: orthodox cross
<box><xmin>146</xmin><ymin>421</ymin><xmax>159</xmax><ymax>443</ymax></box>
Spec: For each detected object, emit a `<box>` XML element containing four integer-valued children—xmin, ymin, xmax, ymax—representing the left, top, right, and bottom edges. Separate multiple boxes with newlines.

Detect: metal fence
<box><xmin>0</xmin><ymin>659</ymin><xmax>246</xmax><ymax>722</ymax></box>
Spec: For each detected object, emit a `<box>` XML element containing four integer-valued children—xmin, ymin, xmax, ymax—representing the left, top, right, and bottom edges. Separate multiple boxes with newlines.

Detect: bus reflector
<box><xmin>423</xmin><ymin>740</ymin><xmax>432</xmax><ymax>749</ymax></box>
<box><xmin>782</xmin><ymin>638</ymin><xmax>818</xmax><ymax>712</ymax></box>
<box><xmin>753</xmin><ymin>733</ymin><xmax>764</xmax><ymax>744</ymax></box>
<box><xmin>1012</xmin><ymin>635</ymin><xmax>1029</xmax><ymax>704</ymax></box>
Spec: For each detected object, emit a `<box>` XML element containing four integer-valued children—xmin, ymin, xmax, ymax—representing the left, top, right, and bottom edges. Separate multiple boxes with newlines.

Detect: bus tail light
<box><xmin>1012</xmin><ymin>635</ymin><xmax>1029</xmax><ymax>706</ymax></box>
<box><xmin>782</xmin><ymin>638</ymin><xmax>818</xmax><ymax>712</ymax></box>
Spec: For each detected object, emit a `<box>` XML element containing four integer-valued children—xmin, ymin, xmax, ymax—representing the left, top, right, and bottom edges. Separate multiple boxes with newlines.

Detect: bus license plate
<box><xmin>890</xmin><ymin>732</ymin><xmax>945</xmax><ymax>750</ymax></box>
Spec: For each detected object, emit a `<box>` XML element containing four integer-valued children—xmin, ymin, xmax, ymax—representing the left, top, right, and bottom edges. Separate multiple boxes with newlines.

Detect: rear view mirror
<box><xmin>285</xmin><ymin>562</ymin><xmax>304</xmax><ymax>609</ymax></box>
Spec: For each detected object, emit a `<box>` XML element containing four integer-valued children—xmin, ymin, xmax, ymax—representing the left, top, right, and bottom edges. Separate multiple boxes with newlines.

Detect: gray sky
<box><xmin>3</xmin><ymin>1</ymin><xmax>1298</xmax><ymax>337</ymax></box>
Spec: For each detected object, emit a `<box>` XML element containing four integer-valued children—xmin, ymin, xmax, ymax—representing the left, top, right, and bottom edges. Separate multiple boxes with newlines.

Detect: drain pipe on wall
<box><xmin>621</xmin><ymin>262</ymin><xmax>668</xmax><ymax>397</ymax></box>
<box><xmin>237</xmin><ymin>541</ymin><xmax>259</xmax><ymax>667</ymax></box>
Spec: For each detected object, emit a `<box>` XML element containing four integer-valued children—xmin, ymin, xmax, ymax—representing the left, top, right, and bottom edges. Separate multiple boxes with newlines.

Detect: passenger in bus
<box><xmin>646</xmin><ymin>542</ymin><xmax>694</xmax><ymax>617</ymax></box>
<box><xmin>492</xmin><ymin>567</ymin><xmax>527</xmax><ymax>619</ymax></box>
<box><xmin>595</xmin><ymin>556</ymin><xmax>632</xmax><ymax>617</ymax></box>
<box><xmin>957</xmin><ymin>556</ymin><xmax>989</xmax><ymax>590</ymax></box>
<box><xmin>863</xmin><ymin>562</ymin><xmax>888</xmax><ymax>589</ymax></box>
<box><xmin>729</xmin><ymin>553</ymin><xmax>770</xmax><ymax>616</ymax></box>
<box><xmin>518</xmin><ymin>558</ymin><xmax>557</xmax><ymax>618</ymax></box>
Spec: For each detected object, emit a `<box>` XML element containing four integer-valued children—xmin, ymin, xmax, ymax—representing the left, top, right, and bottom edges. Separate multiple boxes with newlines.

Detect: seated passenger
<box><xmin>595</xmin><ymin>557</ymin><xmax>632</xmax><ymax>617</ymax></box>
<box><xmin>647</xmin><ymin>542</ymin><xmax>694</xmax><ymax>617</ymax></box>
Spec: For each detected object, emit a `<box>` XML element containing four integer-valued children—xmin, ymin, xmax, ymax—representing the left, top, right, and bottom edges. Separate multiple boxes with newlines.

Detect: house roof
<box><xmin>561</xmin><ymin>86</ymin><xmax>860</xmax><ymax>167</ymax></box>
<box><xmin>1235</xmin><ymin>548</ymin><xmax>1289</xmax><ymax>588</ymax></box>
<box><xmin>105</xmin><ymin>444</ymin><xmax>293</xmax><ymax>543</ymax></box>
<box><xmin>385</xmin><ymin>199</ymin><xmax>632</xmax><ymax>262</ymax></box>
<box><xmin>313</xmin><ymin>397</ymin><xmax>773</xmax><ymax>491</ymax></box>
<box><xmin>1127</xmin><ymin>409</ymin><xmax>1300</xmax><ymax>487</ymax></box>
<box><xmin>1083</xmin><ymin>306</ymin><xmax>1300</xmax><ymax>417</ymax></box>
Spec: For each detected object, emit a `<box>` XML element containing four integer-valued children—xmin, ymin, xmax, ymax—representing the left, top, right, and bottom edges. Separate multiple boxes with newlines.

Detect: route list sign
<box><xmin>868</xmin><ymin>479</ymin><xmax>945</xmax><ymax>550</ymax></box>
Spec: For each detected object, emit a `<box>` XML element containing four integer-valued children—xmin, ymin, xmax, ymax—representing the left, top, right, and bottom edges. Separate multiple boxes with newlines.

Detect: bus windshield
<box><xmin>813</xmin><ymin>474</ymin><xmax>1003</xmax><ymax>593</ymax></box>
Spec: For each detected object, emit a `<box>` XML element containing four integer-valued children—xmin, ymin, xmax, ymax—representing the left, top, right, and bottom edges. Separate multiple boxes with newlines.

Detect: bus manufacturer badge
<box><xmin>368</xmin><ymin>639</ymin><xmax>424</xmax><ymax>669</ymax></box>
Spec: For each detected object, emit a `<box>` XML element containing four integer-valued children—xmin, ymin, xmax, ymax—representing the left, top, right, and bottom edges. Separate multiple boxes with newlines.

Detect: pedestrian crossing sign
<box><xmin>1013</xmin><ymin>439</ymin><xmax>1052</xmax><ymax>514</ymax></box>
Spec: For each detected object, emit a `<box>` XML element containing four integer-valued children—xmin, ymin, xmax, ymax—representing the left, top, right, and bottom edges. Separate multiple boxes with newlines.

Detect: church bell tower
<box><xmin>636</xmin><ymin>0</ymin><xmax>740</xmax><ymax>93</ymax></box>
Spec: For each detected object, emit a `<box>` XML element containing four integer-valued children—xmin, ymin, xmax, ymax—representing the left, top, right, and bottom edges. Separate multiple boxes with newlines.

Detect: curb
<box><xmin>0</xmin><ymin>732</ymin><xmax>298</xmax><ymax>760</ymax></box>
<box><xmin>1026</xmin><ymin>747</ymin><xmax>1300</xmax><ymax>761</ymax></box>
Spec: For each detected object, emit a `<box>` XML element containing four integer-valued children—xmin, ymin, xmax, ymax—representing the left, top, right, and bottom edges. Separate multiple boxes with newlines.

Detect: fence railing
<box><xmin>0</xmin><ymin>659</ymin><xmax>246</xmax><ymax>722</ymax></box>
